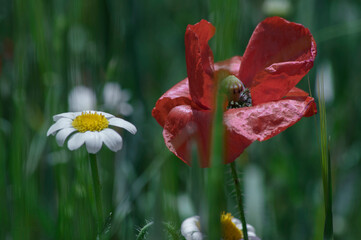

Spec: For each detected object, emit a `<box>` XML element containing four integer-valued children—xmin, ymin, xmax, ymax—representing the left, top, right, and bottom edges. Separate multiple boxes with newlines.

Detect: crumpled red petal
<box><xmin>152</xmin><ymin>79</ymin><xmax>199</xmax><ymax>127</ymax></box>
<box><xmin>162</xmin><ymin>105</ymin><xmax>212</xmax><ymax>167</ymax></box>
<box><xmin>239</xmin><ymin>17</ymin><xmax>317</xmax><ymax>105</ymax></box>
<box><xmin>152</xmin><ymin>56</ymin><xmax>242</xmax><ymax>128</ymax></box>
<box><xmin>284</xmin><ymin>87</ymin><xmax>317</xmax><ymax>117</ymax></box>
<box><xmin>223</xmin><ymin>95</ymin><xmax>316</xmax><ymax>162</ymax></box>
<box><xmin>185</xmin><ymin>20</ymin><xmax>216</xmax><ymax>110</ymax></box>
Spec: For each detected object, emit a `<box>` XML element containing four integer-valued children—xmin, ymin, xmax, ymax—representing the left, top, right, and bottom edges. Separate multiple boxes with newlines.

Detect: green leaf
<box><xmin>163</xmin><ymin>222</ymin><xmax>185</xmax><ymax>240</ymax></box>
<box><xmin>136</xmin><ymin>221</ymin><xmax>154</xmax><ymax>240</ymax></box>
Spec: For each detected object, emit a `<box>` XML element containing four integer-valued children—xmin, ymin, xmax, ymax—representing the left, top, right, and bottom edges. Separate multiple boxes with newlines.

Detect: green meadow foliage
<box><xmin>1</xmin><ymin>0</ymin><xmax>361</xmax><ymax>239</ymax></box>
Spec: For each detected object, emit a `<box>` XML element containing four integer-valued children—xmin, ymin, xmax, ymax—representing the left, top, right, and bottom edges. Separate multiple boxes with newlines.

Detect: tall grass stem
<box><xmin>207</xmin><ymin>93</ymin><xmax>225</xmax><ymax>239</ymax></box>
<box><xmin>208</xmin><ymin>0</ymin><xmax>240</xmax><ymax>237</ymax></box>
<box><xmin>317</xmin><ymin>74</ymin><xmax>334</xmax><ymax>240</ymax></box>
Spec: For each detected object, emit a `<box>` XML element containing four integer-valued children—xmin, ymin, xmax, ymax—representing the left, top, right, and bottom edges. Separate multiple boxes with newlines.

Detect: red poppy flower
<box><xmin>152</xmin><ymin>17</ymin><xmax>317</xmax><ymax>167</ymax></box>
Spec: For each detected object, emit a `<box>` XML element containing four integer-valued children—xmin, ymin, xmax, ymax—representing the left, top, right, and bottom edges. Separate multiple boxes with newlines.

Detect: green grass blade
<box><xmin>207</xmin><ymin>91</ymin><xmax>225</xmax><ymax>239</ymax></box>
<box><xmin>317</xmin><ymin>73</ymin><xmax>334</xmax><ymax>240</ymax></box>
<box><xmin>207</xmin><ymin>0</ymin><xmax>240</xmax><ymax>238</ymax></box>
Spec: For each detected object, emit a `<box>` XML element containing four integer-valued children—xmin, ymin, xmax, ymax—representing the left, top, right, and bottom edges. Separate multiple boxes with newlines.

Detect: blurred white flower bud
<box><xmin>103</xmin><ymin>82</ymin><xmax>133</xmax><ymax>116</ymax></box>
<box><xmin>262</xmin><ymin>0</ymin><xmax>291</xmax><ymax>16</ymax></box>
<box><xmin>68</xmin><ymin>85</ymin><xmax>96</xmax><ymax>112</ymax></box>
<box><xmin>316</xmin><ymin>60</ymin><xmax>335</xmax><ymax>104</ymax></box>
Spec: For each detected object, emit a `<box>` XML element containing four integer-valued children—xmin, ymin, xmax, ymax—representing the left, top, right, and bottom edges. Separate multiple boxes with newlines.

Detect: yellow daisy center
<box><xmin>72</xmin><ymin>112</ymin><xmax>109</xmax><ymax>132</ymax></box>
<box><xmin>221</xmin><ymin>212</ymin><xmax>243</xmax><ymax>240</ymax></box>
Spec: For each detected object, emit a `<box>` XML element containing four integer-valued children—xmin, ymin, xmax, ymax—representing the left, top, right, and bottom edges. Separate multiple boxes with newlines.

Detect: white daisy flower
<box><xmin>181</xmin><ymin>213</ymin><xmax>260</xmax><ymax>240</ymax></box>
<box><xmin>68</xmin><ymin>86</ymin><xmax>96</xmax><ymax>112</ymax></box>
<box><xmin>47</xmin><ymin>111</ymin><xmax>136</xmax><ymax>154</ymax></box>
<box><xmin>181</xmin><ymin>216</ymin><xmax>203</xmax><ymax>240</ymax></box>
<box><xmin>103</xmin><ymin>82</ymin><xmax>133</xmax><ymax>116</ymax></box>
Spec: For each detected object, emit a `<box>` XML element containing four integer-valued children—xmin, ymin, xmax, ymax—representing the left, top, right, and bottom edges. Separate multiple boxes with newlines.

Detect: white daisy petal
<box><xmin>97</xmin><ymin>111</ymin><xmax>114</xmax><ymax>118</ymax></box>
<box><xmin>232</xmin><ymin>218</ymin><xmax>256</xmax><ymax>234</ymax></box>
<box><xmin>181</xmin><ymin>216</ymin><xmax>202</xmax><ymax>240</ymax></box>
<box><xmin>100</xmin><ymin>128</ymin><xmax>123</xmax><ymax>152</ymax></box>
<box><xmin>67</xmin><ymin>132</ymin><xmax>86</xmax><ymax>151</ymax></box>
<box><xmin>53</xmin><ymin>112</ymin><xmax>76</xmax><ymax>121</ymax></box>
<box><xmin>55</xmin><ymin>127</ymin><xmax>77</xmax><ymax>146</ymax></box>
<box><xmin>47</xmin><ymin>118</ymin><xmax>73</xmax><ymax>136</ymax></box>
<box><xmin>75</xmin><ymin>110</ymin><xmax>114</xmax><ymax>119</ymax></box>
<box><xmin>108</xmin><ymin>117</ymin><xmax>137</xmax><ymax>134</ymax></box>
<box><xmin>73</xmin><ymin>111</ymin><xmax>95</xmax><ymax>117</ymax></box>
<box><xmin>84</xmin><ymin>131</ymin><xmax>103</xmax><ymax>154</ymax></box>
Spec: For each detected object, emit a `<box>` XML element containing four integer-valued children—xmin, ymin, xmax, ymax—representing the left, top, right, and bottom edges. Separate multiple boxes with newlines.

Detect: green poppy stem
<box><xmin>230</xmin><ymin>161</ymin><xmax>248</xmax><ymax>240</ymax></box>
<box><xmin>89</xmin><ymin>153</ymin><xmax>104</xmax><ymax>235</ymax></box>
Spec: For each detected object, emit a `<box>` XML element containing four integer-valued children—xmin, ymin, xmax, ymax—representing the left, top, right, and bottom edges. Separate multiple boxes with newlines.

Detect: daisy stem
<box><xmin>89</xmin><ymin>153</ymin><xmax>104</xmax><ymax>235</ymax></box>
<box><xmin>230</xmin><ymin>161</ymin><xmax>248</xmax><ymax>240</ymax></box>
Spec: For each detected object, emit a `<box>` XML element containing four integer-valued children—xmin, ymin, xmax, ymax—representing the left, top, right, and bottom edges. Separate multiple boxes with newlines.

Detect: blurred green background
<box><xmin>1</xmin><ymin>0</ymin><xmax>361</xmax><ymax>239</ymax></box>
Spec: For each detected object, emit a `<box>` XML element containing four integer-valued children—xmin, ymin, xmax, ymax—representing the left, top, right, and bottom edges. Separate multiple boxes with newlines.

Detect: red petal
<box><xmin>163</xmin><ymin>105</ymin><xmax>212</xmax><ymax>167</ymax></box>
<box><xmin>284</xmin><ymin>88</ymin><xmax>317</xmax><ymax>117</ymax></box>
<box><xmin>152</xmin><ymin>79</ymin><xmax>199</xmax><ymax>127</ymax></box>
<box><xmin>285</xmin><ymin>87</ymin><xmax>311</xmax><ymax>97</ymax></box>
<box><xmin>223</xmin><ymin>95</ymin><xmax>316</xmax><ymax>162</ymax></box>
<box><xmin>224</xmin><ymin>129</ymin><xmax>253</xmax><ymax>164</ymax></box>
<box><xmin>185</xmin><ymin>20</ymin><xmax>216</xmax><ymax>109</ymax></box>
<box><xmin>152</xmin><ymin>51</ymin><xmax>240</xmax><ymax>129</ymax></box>
<box><xmin>214</xmin><ymin>56</ymin><xmax>242</xmax><ymax>75</ymax></box>
<box><xmin>239</xmin><ymin>17</ymin><xmax>317</xmax><ymax>105</ymax></box>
